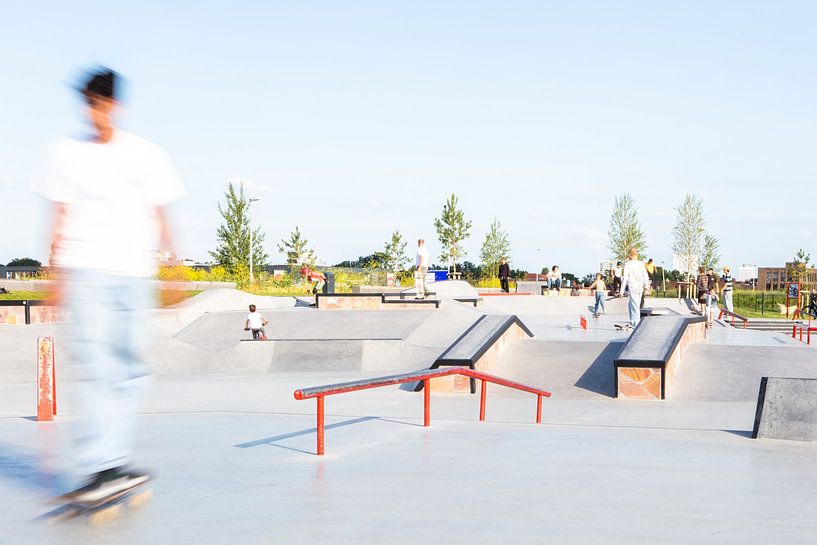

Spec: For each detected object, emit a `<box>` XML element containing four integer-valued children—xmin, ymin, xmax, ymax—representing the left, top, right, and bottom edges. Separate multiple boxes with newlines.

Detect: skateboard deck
<box><xmin>614</xmin><ymin>323</ymin><xmax>631</xmax><ymax>331</ymax></box>
<box><xmin>44</xmin><ymin>485</ymin><xmax>152</xmax><ymax>526</ymax></box>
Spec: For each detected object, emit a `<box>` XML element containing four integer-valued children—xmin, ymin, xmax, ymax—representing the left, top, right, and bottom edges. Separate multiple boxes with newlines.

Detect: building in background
<box><xmin>757</xmin><ymin>263</ymin><xmax>817</xmax><ymax>291</ymax></box>
<box><xmin>736</xmin><ymin>264</ymin><xmax>758</xmax><ymax>283</ymax></box>
<box><xmin>599</xmin><ymin>260</ymin><xmax>616</xmax><ymax>274</ymax></box>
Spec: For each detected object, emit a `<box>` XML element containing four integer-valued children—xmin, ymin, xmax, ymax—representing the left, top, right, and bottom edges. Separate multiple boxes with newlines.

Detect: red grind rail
<box><xmin>792</xmin><ymin>322</ymin><xmax>816</xmax><ymax>345</ymax></box>
<box><xmin>294</xmin><ymin>367</ymin><xmax>552</xmax><ymax>455</ymax></box>
<box><xmin>717</xmin><ymin>308</ymin><xmax>748</xmax><ymax>329</ymax></box>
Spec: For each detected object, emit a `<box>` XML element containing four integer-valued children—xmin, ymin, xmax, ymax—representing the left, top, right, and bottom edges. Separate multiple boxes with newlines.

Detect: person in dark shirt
<box><xmin>498</xmin><ymin>257</ymin><xmax>511</xmax><ymax>293</ymax></box>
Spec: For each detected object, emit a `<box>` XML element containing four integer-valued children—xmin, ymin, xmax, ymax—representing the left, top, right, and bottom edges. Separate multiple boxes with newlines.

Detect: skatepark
<box><xmin>2</xmin><ymin>283</ymin><xmax>817</xmax><ymax>544</ymax></box>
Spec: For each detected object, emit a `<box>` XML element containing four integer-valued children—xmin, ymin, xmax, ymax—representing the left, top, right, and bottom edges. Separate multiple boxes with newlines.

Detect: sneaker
<box><xmin>59</xmin><ymin>466</ymin><xmax>151</xmax><ymax>504</ymax></box>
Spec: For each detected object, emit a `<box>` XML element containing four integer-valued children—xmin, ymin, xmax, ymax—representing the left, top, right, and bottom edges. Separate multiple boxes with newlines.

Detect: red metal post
<box><xmin>316</xmin><ymin>396</ymin><xmax>325</xmax><ymax>455</ymax></box>
<box><xmin>536</xmin><ymin>394</ymin><xmax>542</xmax><ymax>423</ymax></box>
<box><xmin>793</xmin><ymin>325</ymin><xmax>797</xmax><ymax>339</ymax></box>
<box><xmin>423</xmin><ymin>378</ymin><xmax>430</xmax><ymax>427</ymax></box>
<box><xmin>479</xmin><ymin>379</ymin><xmax>487</xmax><ymax>421</ymax></box>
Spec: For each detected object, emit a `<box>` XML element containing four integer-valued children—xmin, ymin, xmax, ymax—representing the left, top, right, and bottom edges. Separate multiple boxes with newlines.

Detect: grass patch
<box><xmin>0</xmin><ymin>289</ymin><xmax>201</xmax><ymax>308</ymax></box>
<box><xmin>0</xmin><ymin>290</ymin><xmax>48</xmax><ymax>301</ymax></box>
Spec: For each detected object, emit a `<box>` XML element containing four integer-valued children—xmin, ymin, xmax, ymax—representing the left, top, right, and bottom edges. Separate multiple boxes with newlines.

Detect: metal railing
<box><xmin>294</xmin><ymin>367</ymin><xmax>552</xmax><ymax>455</ymax></box>
<box><xmin>717</xmin><ymin>308</ymin><xmax>748</xmax><ymax>328</ymax></box>
<box><xmin>792</xmin><ymin>322</ymin><xmax>816</xmax><ymax>345</ymax></box>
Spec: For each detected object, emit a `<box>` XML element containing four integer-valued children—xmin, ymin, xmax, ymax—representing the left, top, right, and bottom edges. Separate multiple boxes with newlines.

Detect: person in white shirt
<box><xmin>415</xmin><ymin>239</ymin><xmax>430</xmax><ymax>299</ymax></box>
<box><xmin>244</xmin><ymin>304</ymin><xmax>269</xmax><ymax>340</ymax></box>
<box><xmin>620</xmin><ymin>248</ymin><xmax>650</xmax><ymax>329</ymax></box>
<box><xmin>613</xmin><ymin>262</ymin><xmax>623</xmax><ymax>296</ymax></box>
<box><xmin>36</xmin><ymin>67</ymin><xmax>184</xmax><ymax>503</ymax></box>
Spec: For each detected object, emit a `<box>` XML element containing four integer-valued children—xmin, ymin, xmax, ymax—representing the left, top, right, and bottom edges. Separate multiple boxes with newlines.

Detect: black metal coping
<box><xmin>415</xmin><ymin>314</ymin><xmax>534</xmax><ymax>394</ymax></box>
<box><xmin>239</xmin><ymin>337</ymin><xmax>402</xmax><ymax>342</ymax></box>
<box><xmin>315</xmin><ymin>292</ymin><xmax>440</xmax><ymax>308</ymax></box>
<box><xmin>613</xmin><ymin>315</ymin><xmax>706</xmax><ymax>399</ymax></box>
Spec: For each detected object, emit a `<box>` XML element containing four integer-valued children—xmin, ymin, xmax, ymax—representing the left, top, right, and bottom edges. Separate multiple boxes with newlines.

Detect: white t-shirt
<box><xmin>415</xmin><ymin>246</ymin><xmax>430</xmax><ymax>268</ymax></box>
<box><xmin>35</xmin><ymin>131</ymin><xmax>185</xmax><ymax>277</ymax></box>
<box><xmin>247</xmin><ymin>311</ymin><xmax>265</xmax><ymax>330</ymax></box>
<box><xmin>621</xmin><ymin>259</ymin><xmax>650</xmax><ymax>293</ymax></box>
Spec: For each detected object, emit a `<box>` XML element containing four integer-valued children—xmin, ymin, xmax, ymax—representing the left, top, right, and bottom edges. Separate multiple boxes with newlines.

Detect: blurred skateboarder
<box><xmin>36</xmin><ymin>67</ymin><xmax>184</xmax><ymax>503</ymax></box>
<box><xmin>415</xmin><ymin>239</ymin><xmax>430</xmax><ymax>299</ymax></box>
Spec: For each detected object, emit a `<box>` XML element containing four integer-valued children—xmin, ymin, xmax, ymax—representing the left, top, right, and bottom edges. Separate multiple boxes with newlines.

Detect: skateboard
<box><xmin>614</xmin><ymin>323</ymin><xmax>632</xmax><ymax>331</ymax></box>
<box><xmin>44</xmin><ymin>485</ymin><xmax>152</xmax><ymax>526</ymax></box>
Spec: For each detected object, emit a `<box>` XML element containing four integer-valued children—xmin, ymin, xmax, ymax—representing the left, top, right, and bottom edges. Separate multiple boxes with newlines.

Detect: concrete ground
<box><xmin>1</xmin><ymin>291</ymin><xmax>816</xmax><ymax>544</ymax></box>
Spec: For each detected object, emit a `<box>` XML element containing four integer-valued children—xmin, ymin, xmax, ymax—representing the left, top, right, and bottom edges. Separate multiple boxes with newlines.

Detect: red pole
<box><xmin>423</xmin><ymin>379</ymin><xmax>430</xmax><ymax>427</ymax></box>
<box><xmin>316</xmin><ymin>396</ymin><xmax>325</xmax><ymax>456</ymax></box>
<box><xmin>793</xmin><ymin>325</ymin><xmax>797</xmax><ymax>339</ymax></box>
<box><xmin>536</xmin><ymin>394</ymin><xmax>542</xmax><ymax>424</ymax></box>
<box><xmin>479</xmin><ymin>379</ymin><xmax>487</xmax><ymax>421</ymax></box>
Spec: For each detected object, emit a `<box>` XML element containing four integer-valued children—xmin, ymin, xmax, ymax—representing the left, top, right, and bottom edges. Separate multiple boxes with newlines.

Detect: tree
<box><xmin>479</xmin><ymin>219</ymin><xmax>511</xmax><ymax>279</ymax></box>
<box><xmin>277</xmin><ymin>226</ymin><xmax>316</xmax><ymax>266</ymax></box>
<box><xmin>209</xmin><ymin>182</ymin><xmax>268</xmax><ymax>273</ymax></box>
<box><xmin>700</xmin><ymin>234</ymin><xmax>721</xmax><ymax>271</ymax></box>
<box><xmin>607</xmin><ymin>194</ymin><xmax>646</xmax><ymax>263</ymax></box>
<box><xmin>383</xmin><ymin>231</ymin><xmax>410</xmax><ymax>272</ymax></box>
<box><xmin>790</xmin><ymin>249</ymin><xmax>812</xmax><ymax>286</ymax></box>
<box><xmin>433</xmin><ymin>194</ymin><xmax>472</xmax><ymax>272</ymax></box>
<box><xmin>672</xmin><ymin>194</ymin><xmax>705</xmax><ymax>281</ymax></box>
<box><xmin>5</xmin><ymin>257</ymin><xmax>41</xmax><ymax>267</ymax></box>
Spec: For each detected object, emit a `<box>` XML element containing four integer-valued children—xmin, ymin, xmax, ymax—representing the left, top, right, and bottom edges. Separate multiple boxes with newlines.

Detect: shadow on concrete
<box><xmin>294</xmin><ymin>297</ymin><xmax>315</xmax><ymax>308</ymax></box>
<box><xmin>0</xmin><ymin>442</ymin><xmax>72</xmax><ymax>494</ymax></box>
<box><xmin>723</xmin><ymin>429</ymin><xmax>754</xmax><ymax>439</ymax></box>
<box><xmin>574</xmin><ymin>341</ymin><xmax>625</xmax><ymax>397</ymax></box>
<box><xmin>235</xmin><ymin>415</ymin><xmax>421</xmax><ymax>453</ymax></box>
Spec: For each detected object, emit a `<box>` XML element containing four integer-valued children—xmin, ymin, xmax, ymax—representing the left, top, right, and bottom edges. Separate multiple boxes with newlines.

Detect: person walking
<box><xmin>721</xmin><ymin>266</ymin><xmax>734</xmax><ymax>313</ymax></box>
<box><xmin>705</xmin><ymin>270</ymin><xmax>720</xmax><ymax>327</ymax></box>
<box><xmin>498</xmin><ymin>257</ymin><xmax>511</xmax><ymax>293</ymax></box>
<box><xmin>37</xmin><ymin>67</ymin><xmax>184</xmax><ymax>502</ymax></box>
<box><xmin>695</xmin><ymin>266</ymin><xmax>709</xmax><ymax>314</ymax></box>
<box><xmin>621</xmin><ymin>248</ymin><xmax>650</xmax><ymax>329</ymax></box>
<box><xmin>415</xmin><ymin>239</ymin><xmax>430</xmax><ymax>299</ymax></box>
<box><xmin>592</xmin><ymin>273</ymin><xmax>607</xmax><ymax>317</ymax></box>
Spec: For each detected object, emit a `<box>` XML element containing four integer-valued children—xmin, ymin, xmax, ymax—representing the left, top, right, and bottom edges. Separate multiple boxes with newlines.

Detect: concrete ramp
<box><xmin>615</xmin><ymin>315</ymin><xmax>706</xmax><ymax>400</ymax></box>
<box><xmin>753</xmin><ymin>377</ymin><xmax>817</xmax><ymax>441</ymax></box>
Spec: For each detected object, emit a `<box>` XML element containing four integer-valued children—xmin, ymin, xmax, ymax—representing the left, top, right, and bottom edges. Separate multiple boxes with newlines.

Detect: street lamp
<box><xmin>249</xmin><ymin>197</ymin><xmax>260</xmax><ymax>284</ymax></box>
<box><xmin>536</xmin><ymin>248</ymin><xmax>541</xmax><ymax>282</ymax></box>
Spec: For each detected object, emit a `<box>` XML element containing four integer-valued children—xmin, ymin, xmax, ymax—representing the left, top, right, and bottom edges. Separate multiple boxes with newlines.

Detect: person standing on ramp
<box><xmin>36</xmin><ymin>67</ymin><xmax>185</xmax><ymax>503</ymax></box>
<box><xmin>498</xmin><ymin>257</ymin><xmax>511</xmax><ymax>293</ymax></box>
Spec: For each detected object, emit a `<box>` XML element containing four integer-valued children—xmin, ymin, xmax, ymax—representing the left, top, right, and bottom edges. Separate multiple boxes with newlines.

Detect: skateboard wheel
<box><xmin>89</xmin><ymin>504</ymin><xmax>122</xmax><ymax>526</ymax></box>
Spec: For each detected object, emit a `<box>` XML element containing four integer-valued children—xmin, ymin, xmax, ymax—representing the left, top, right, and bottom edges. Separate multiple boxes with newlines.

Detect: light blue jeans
<box><xmin>628</xmin><ymin>289</ymin><xmax>643</xmax><ymax>327</ymax></box>
<box><xmin>594</xmin><ymin>291</ymin><xmax>606</xmax><ymax>315</ymax></box>
<box><xmin>64</xmin><ymin>270</ymin><xmax>154</xmax><ymax>476</ymax></box>
<box><xmin>723</xmin><ymin>290</ymin><xmax>733</xmax><ymax>313</ymax></box>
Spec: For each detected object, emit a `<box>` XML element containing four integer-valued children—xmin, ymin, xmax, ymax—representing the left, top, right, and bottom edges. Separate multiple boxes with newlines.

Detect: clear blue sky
<box><xmin>1</xmin><ymin>1</ymin><xmax>815</xmax><ymax>274</ymax></box>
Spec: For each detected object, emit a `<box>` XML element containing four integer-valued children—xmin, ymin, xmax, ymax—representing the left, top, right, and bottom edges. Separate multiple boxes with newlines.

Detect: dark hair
<box><xmin>249</xmin><ymin>304</ymin><xmax>256</xmax><ymax>311</ymax></box>
<box><xmin>81</xmin><ymin>67</ymin><xmax>119</xmax><ymax>99</ymax></box>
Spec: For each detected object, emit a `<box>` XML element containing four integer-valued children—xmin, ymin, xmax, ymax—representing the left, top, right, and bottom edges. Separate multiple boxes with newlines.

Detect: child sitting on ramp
<box><xmin>244</xmin><ymin>304</ymin><xmax>269</xmax><ymax>340</ymax></box>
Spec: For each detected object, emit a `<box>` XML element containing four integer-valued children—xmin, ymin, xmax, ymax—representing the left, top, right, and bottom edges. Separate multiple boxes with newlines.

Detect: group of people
<box><xmin>696</xmin><ymin>265</ymin><xmax>734</xmax><ymax>327</ymax></box>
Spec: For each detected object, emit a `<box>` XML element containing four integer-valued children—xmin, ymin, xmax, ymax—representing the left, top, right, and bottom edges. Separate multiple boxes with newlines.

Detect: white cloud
<box><xmin>367</xmin><ymin>196</ymin><xmax>381</xmax><ymax>207</ymax></box>
<box><xmin>0</xmin><ymin>175</ymin><xmax>15</xmax><ymax>185</ymax></box>
<box><xmin>524</xmin><ymin>210</ymin><xmax>540</xmax><ymax>218</ymax></box>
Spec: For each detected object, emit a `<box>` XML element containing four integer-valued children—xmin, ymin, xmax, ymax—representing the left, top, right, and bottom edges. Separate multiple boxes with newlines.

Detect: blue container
<box><xmin>431</xmin><ymin>270</ymin><xmax>448</xmax><ymax>282</ymax></box>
